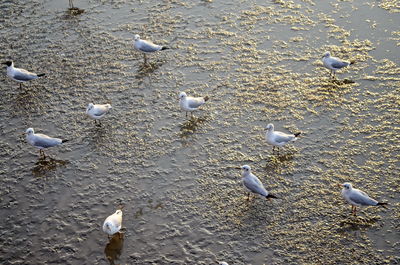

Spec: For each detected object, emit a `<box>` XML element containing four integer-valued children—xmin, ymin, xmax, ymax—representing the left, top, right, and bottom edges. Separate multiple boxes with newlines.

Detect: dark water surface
<box><xmin>0</xmin><ymin>0</ymin><xmax>399</xmax><ymax>264</ymax></box>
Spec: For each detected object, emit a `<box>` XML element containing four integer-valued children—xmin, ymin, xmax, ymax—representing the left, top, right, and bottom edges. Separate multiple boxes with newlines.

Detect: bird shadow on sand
<box><xmin>179</xmin><ymin>115</ymin><xmax>208</xmax><ymax>141</ymax></box>
<box><xmin>319</xmin><ymin>78</ymin><xmax>356</xmax><ymax>90</ymax></box>
<box><xmin>263</xmin><ymin>151</ymin><xmax>296</xmax><ymax>174</ymax></box>
<box><xmin>66</xmin><ymin>0</ymin><xmax>85</xmax><ymax>16</ymax></box>
<box><xmin>135</xmin><ymin>60</ymin><xmax>164</xmax><ymax>79</ymax></box>
<box><xmin>31</xmin><ymin>156</ymin><xmax>69</xmax><ymax>178</ymax></box>
<box><xmin>336</xmin><ymin>213</ymin><xmax>381</xmax><ymax>233</ymax></box>
<box><xmin>104</xmin><ymin>233</ymin><xmax>124</xmax><ymax>265</ymax></box>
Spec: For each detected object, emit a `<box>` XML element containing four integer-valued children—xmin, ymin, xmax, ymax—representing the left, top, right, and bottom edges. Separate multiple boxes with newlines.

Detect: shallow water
<box><xmin>0</xmin><ymin>0</ymin><xmax>399</xmax><ymax>264</ymax></box>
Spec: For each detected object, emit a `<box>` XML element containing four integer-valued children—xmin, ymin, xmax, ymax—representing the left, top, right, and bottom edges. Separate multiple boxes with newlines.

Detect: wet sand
<box><xmin>0</xmin><ymin>0</ymin><xmax>399</xmax><ymax>264</ymax></box>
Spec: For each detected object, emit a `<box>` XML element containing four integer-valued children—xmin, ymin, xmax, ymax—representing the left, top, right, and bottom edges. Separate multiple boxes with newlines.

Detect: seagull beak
<box><xmin>337</xmin><ymin>184</ymin><xmax>343</xmax><ymax>188</ymax></box>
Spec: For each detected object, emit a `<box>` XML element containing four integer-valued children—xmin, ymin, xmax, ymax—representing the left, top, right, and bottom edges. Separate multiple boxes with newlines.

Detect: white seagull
<box><xmin>2</xmin><ymin>61</ymin><xmax>45</xmax><ymax>88</ymax></box>
<box><xmin>340</xmin><ymin>182</ymin><xmax>387</xmax><ymax>215</ymax></box>
<box><xmin>179</xmin><ymin>92</ymin><xmax>209</xmax><ymax>117</ymax></box>
<box><xmin>133</xmin><ymin>34</ymin><xmax>169</xmax><ymax>64</ymax></box>
<box><xmin>86</xmin><ymin>103</ymin><xmax>112</xmax><ymax>123</ymax></box>
<box><xmin>322</xmin><ymin>51</ymin><xmax>354</xmax><ymax>78</ymax></box>
<box><xmin>25</xmin><ymin>128</ymin><xmax>69</xmax><ymax>157</ymax></box>
<box><xmin>103</xmin><ymin>210</ymin><xmax>123</xmax><ymax>238</ymax></box>
<box><xmin>217</xmin><ymin>262</ymin><xmax>229</xmax><ymax>265</ymax></box>
<box><xmin>265</xmin><ymin>123</ymin><xmax>300</xmax><ymax>152</ymax></box>
<box><xmin>240</xmin><ymin>165</ymin><xmax>277</xmax><ymax>201</ymax></box>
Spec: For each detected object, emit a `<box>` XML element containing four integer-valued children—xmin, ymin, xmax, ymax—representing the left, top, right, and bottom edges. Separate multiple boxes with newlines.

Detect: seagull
<box><xmin>217</xmin><ymin>262</ymin><xmax>229</xmax><ymax>265</ymax></box>
<box><xmin>240</xmin><ymin>165</ymin><xmax>277</xmax><ymax>201</ymax></box>
<box><xmin>133</xmin><ymin>34</ymin><xmax>169</xmax><ymax>64</ymax></box>
<box><xmin>103</xmin><ymin>210</ymin><xmax>123</xmax><ymax>238</ymax></box>
<box><xmin>2</xmin><ymin>61</ymin><xmax>45</xmax><ymax>88</ymax></box>
<box><xmin>265</xmin><ymin>123</ymin><xmax>300</xmax><ymax>152</ymax></box>
<box><xmin>86</xmin><ymin>103</ymin><xmax>112</xmax><ymax>123</ymax></box>
<box><xmin>340</xmin><ymin>182</ymin><xmax>387</xmax><ymax>215</ymax></box>
<box><xmin>25</xmin><ymin>128</ymin><xmax>69</xmax><ymax>157</ymax></box>
<box><xmin>322</xmin><ymin>51</ymin><xmax>354</xmax><ymax>78</ymax></box>
<box><xmin>179</xmin><ymin>92</ymin><xmax>209</xmax><ymax>117</ymax></box>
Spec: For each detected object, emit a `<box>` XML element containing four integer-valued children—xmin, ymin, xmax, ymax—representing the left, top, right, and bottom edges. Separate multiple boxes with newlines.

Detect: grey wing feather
<box><xmin>92</xmin><ymin>105</ymin><xmax>109</xmax><ymax>116</ymax></box>
<box><xmin>243</xmin><ymin>176</ymin><xmax>268</xmax><ymax>196</ymax></box>
<box><xmin>33</xmin><ymin>136</ymin><xmax>61</xmax><ymax>148</ymax></box>
<box><xmin>349</xmin><ymin>191</ymin><xmax>377</xmax><ymax>206</ymax></box>
<box><xmin>13</xmin><ymin>72</ymin><xmax>37</xmax><ymax>81</ymax></box>
<box><xmin>187</xmin><ymin>98</ymin><xmax>204</xmax><ymax>108</ymax></box>
<box><xmin>274</xmin><ymin>132</ymin><xmax>295</xmax><ymax>143</ymax></box>
<box><xmin>331</xmin><ymin>61</ymin><xmax>349</xmax><ymax>69</ymax></box>
<box><xmin>93</xmin><ymin>107</ymin><xmax>108</xmax><ymax>116</ymax></box>
<box><xmin>139</xmin><ymin>41</ymin><xmax>161</xmax><ymax>52</ymax></box>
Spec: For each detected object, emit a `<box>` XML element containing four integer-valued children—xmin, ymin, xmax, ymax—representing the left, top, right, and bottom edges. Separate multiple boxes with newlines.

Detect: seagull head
<box><xmin>179</xmin><ymin>92</ymin><xmax>187</xmax><ymax>99</ymax></box>
<box><xmin>322</xmin><ymin>51</ymin><xmax>331</xmax><ymax>58</ymax></box>
<box><xmin>115</xmin><ymin>210</ymin><xmax>123</xmax><ymax>216</ymax></box>
<box><xmin>241</xmin><ymin>165</ymin><xmax>251</xmax><ymax>173</ymax></box>
<box><xmin>87</xmin><ymin>103</ymin><xmax>94</xmax><ymax>111</ymax></box>
<box><xmin>134</xmin><ymin>34</ymin><xmax>140</xmax><ymax>41</ymax></box>
<box><xmin>26</xmin><ymin>128</ymin><xmax>34</xmax><ymax>135</ymax></box>
<box><xmin>2</xmin><ymin>61</ymin><xmax>13</xmax><ymax>67</ymax></box>
<box><xmin>265</xmin><ymin>123</ymin><xmax>274</xmax><ymax>131</ymax></box>
<box><xmin>342</xmin><ymin>182</ymin><xmax>353</xmax><ymax>190</ymax></box>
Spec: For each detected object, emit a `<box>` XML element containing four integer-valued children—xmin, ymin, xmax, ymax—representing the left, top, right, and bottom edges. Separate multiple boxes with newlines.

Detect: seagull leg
<box><xmin>247</xmin><ymin>192</ymin><xmax>251</xmax><ymax>201</ymax></box>
<box><xmin>20</xmin><ymin>83</ymin><xmax>22</xmax><ymax>89</ymax></box>
<box><xmin>144</xmin><ymin>54</ymin><xmax>147</xmax><ymax>65</ymax></box>
<box><xmin>351</xmin><ymin>206</ymin><xmax>356</xmax><ymax>216</ymax></box>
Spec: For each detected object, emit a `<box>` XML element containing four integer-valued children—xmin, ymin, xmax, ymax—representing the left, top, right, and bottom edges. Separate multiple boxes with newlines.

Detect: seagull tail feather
<box><xmin>62</xmin><ymin>139</ymin><xmax>69</xmax><ymax>143</ymax></box>
<box><xmin>161</xmin><ymin>46</ymin><xmax>170</xmax><ymax>51</ymax></box>
<box><xmin>377</xmin><ymin>202</ymin><xmax>388</xmax><ymax>208</ymax></box>
<box><xmin>294</xmin><ymin>132</ymin><xmax>301</xmax><ymax>137</ymax></box>
<box><xmin>37</xmin><ymin>73</ymin><xmax>46</xmax><ymax>77</ymax></box>
<box><xmin>204</xmin><ymin>96</ymin><xmax>209</xmax><ymax>102</ymax></box>
<box><xmin>349</xmin><ymin>60</ymin><xmax>355</xmax><ymax>65</ymax></box>
<box><xmin>266</xmin><ymin>194</ymin><xmax>278</xmax><ymax>199</ymax></box>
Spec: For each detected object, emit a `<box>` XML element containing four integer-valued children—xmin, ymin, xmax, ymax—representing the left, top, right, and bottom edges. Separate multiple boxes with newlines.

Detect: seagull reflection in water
<box><xmin>179</xmin><ymin>116</ymin><xmax>207</xmax><ymax>141</ymax></box>
<box><xmin>104</xmin><ymin>233</ymin><xmax>124</xmax><ymax>265</ymax></box>
<box><xmin>31</xmin><ymin>156</ymin><xmax>69</xmax><ymax>178</ymax></box>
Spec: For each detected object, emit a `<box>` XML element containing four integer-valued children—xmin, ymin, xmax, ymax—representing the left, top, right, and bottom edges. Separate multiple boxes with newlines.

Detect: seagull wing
<box><xmin>187</xmin><ymin>97</ymin><xmax>205</xmax><ymax>108</ymax></box>
<box><xmin>331</xmin><ymin>61</ymin><xmax>349</xmax><ymax>69</ymax></box>
<box><xmin>13</xmin><ymin>69</ymin><xmax>37</xmax><ymax>81</ymax></box>
<box><xmin>243</xmin><ymin>174</ymin><xmax>268</xmax><ymax>197</ymax></box>
<box><xmin>33</xmin><ymin>134</ymin><xmax>62</xmax><ymax>148</ymax></box>
<box><xmin>137</xmin><ymin>40</ymin><xmax>161</xmax><ymax>52</ymax></box>
<box><xmin>273</xmin><ymin>131</ymin><xmax>295</xmax><ymax>143</ymax></box>
<box><xmin>92</xmin><ymin>105</ymin><xmax>110</xmax><ymax>116</ymax></box>
<box><xmin>349</xmin><ymin>189</ymin><xmax>378</xmax><ymax>206</ymax></box>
